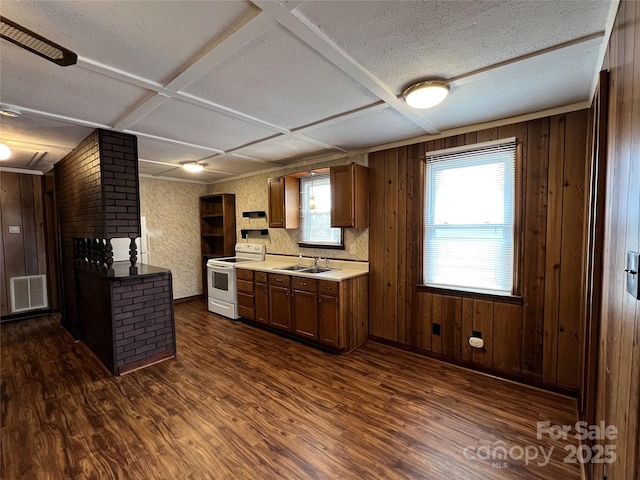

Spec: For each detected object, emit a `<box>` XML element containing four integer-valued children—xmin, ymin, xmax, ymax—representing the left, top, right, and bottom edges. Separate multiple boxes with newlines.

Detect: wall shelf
<box><xmin>242</xmin><ymin>211</ymin><xmax>267</xmax><ymax>218</ymax></box>
<box><xmin>241</xmin><ymin>229</ymin><xmax>269</xmax><ymax>239</ymax></box>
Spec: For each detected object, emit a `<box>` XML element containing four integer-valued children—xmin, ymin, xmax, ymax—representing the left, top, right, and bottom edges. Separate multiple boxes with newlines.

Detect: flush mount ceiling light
<box><xmin>402</xmin><ymin>80</ymin><xmax>450</xmax><ymax>109</ymax></box>
<box><xmin>0</xmin><ymin>16</ymin><xmax>77</xmax><ymax>67</ymax></box>
<box><xmin>181</xmin><ymin>161</ymin><xmax>206</xmax><ymax>173</ymax></box>
<box><xmin>0</xmin><ymin>105</ymin><xmax>21</xmax><ymax>118</ymax></box>
<box><xmin>0</xmin><ymin>143</ymin><xmax>12</xmax><ymax>160</ymax></box>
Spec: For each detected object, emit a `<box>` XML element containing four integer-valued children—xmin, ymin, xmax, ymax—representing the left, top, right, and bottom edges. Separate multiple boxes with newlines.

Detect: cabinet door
<box><xmin>255</xmin><ymin>282</ymin><xmax>269</xmax><ymax>325</ymax></box>
<box><xmin>268</xmin><ymin>177</ymin><xmax>285</xmax><ymax>228</ymax></box>
<box><xmin>330</xmin><ymin>165</ymin><xmax>353</xmax><ymax>227</ymax></box>
<box><xmin>319</xmin><ymin>294</ymin><xmax>341</xmax><ymax>349</ymax></box>
<box><xmin>292</xmin><ymin>290</ymin><xmax>318</xmax><ymax>340</ymax></box>
<box><xmin>268</xmin><ymin>176</ymin><xmax>300</xmax><ymax>229</ymax></box>
<box><xmin>330</xmin><ymin>164</ymin><xmax>368</xmax><ymax>228</ymax></box>
<box><xmin>269</xmin><ymin>285</ymin><xmax>291</xmax><ymax>331</ymax></box>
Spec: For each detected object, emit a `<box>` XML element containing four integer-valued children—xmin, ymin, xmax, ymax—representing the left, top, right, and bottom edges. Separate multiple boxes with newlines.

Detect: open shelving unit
<box><xmin>200</xmin><ymin>194</ymin><xmax>236</xmax><ymax>259</ymax></box>
<box><xmin>200</xmin><ymin>194</ymin><xmax>236</xmax><ymax>287</ymax></box>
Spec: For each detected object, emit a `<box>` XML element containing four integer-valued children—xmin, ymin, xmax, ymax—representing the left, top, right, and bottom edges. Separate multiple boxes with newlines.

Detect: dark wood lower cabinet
<box><xmin>269</xmin><ymin>284</ymin><xmax>291</xmax><ymax>331</ymax></box>
<box><xmin>255</xmin><ymin>282</ymin><xmax>269</xmax><ymax>325</ymax></box>
<box><xmin>237</xmin><ymin>269</ymin><xmax>368</xmax><ymax>352</ymax></box>
<box><xmin>292</xmin><ymin>289</ymin><xmax>318</xmax><ymax>339</ymax></box>
<box><xmin>318</xmin><ymin>294</ymin><xmax>340</xmax><ymax>348</ymax></box>
<box><xmin>236</xmin><ymin>270</ymin><xmax>255</xmax><ymax>320</ymax></box>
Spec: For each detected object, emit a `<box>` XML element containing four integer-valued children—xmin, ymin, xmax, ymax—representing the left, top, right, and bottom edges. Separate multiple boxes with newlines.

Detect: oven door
<box><xmin>207</xmin><ymin>263</ymin><xmax>235</xmax><ymax>304</ymax></box>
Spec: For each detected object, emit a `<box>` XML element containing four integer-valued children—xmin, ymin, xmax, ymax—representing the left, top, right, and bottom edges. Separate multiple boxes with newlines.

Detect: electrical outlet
<box><xmin>432</xmin><ymin>323</ymin><xmax>441</xmax><ymax>335</ymax></box>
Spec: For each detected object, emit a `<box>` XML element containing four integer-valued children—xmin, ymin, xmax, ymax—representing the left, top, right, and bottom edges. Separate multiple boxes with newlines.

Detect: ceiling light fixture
<box><xmin>402</xmin><ymin>80</ymin><xmax>450</xmax><ymax>109</ymax></box>
<box><xmin>181</xmin><ymin>161</ymin><xmax>205</xmax><ymax>173</ymax></box>
<box><xmin>0</xmin><ymin>16</ymin><xmax>77</xmax><ymax>67</ymax></box>
<box><xmin>0</xmin><ymin>105</ymin><xmax>21</xmax><ymax>118</ymax></box>
<box><xmin>0</xmin><ymin>143</ymin><xmax>12</xmax><ymax>160</ymax></box>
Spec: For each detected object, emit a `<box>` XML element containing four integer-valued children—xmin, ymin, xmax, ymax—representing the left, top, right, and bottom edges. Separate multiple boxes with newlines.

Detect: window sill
<box><xmin>298</xmin><ymin>242</ymin><xmax>345</xmax><ymax>250</ymax></box>
<box><xmin>416</xmin><ymin>285</ymin><xmax>523</xmax><ymax>304</ymax></box>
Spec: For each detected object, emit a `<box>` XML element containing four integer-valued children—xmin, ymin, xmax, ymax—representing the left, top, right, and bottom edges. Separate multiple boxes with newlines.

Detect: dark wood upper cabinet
<box><xmin>330</xmin><ymin>163</ymin><xmax>369</xmax><ymax>228</ymax></box>
<box><xmin>268</xmin><ymin>176</ymin><xmax>299</xmax><ymax>229</ymax></box>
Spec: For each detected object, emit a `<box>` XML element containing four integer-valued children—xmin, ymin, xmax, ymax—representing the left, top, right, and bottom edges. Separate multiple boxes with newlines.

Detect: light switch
<box><xmin>626</xmin><ymin>251</ymin><xmax>639</xmax><ymax>299</ymax></box>
<box><xmin>8</xmin><ymin>225</ymin><xmax>21</xmax><ymax>234</ymax></box>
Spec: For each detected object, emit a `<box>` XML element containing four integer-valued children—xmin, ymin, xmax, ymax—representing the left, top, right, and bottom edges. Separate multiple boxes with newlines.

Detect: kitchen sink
<box><xmin>274</xmin><ymin>265</ymin><xmax>309</xmax><ymax>271</ymax></box>
<box><xmin>299</xmin><ymin>267</ymin><xmax>335</xmax><ymax>274</ymax></box>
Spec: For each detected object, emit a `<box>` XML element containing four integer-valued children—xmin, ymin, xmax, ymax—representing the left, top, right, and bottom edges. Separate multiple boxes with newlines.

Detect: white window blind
<box><xmin>300</xmin><ymin>174</ymin><xmax>342</xmax><ymax>246</ymax></box>
<box><xmin>424</xmin><ymin>138</ymin><xmax>516</xmax><ymax>295</ymax></box>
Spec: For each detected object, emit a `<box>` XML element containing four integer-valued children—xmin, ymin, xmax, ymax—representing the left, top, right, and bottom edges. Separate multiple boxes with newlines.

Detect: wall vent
<box><xmin>10</xmin><ymin>275</ymin><xmax>48</xmax><ymax>313</ymax></box>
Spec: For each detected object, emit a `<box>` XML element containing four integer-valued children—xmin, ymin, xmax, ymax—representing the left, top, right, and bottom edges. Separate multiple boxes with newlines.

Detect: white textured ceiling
<box><xmin>0</xmin><ymin>0</ymin><xmax>617</xmax><ymax>181</ymax></box>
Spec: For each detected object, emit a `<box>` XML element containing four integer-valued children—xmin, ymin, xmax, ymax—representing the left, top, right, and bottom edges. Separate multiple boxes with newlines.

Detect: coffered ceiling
<box><xmin>0</xmin><ymin>0</ymin><xmax>617</xmax><ymax>182</ymax></box>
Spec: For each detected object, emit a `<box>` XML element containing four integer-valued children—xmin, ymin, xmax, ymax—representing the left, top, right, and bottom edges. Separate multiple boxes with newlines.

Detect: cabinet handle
<box><xmin>318</xmin><ymin>298</ymin><xmax>322</xmax><ymax>303</ymax></box>
<box><xmin>301</xmin><ymin>282</ymin><xmax>306</xmax><ymax>286</ymax></box>
<box><xmin>276</xmin><ymin>278</ymin><xmax>282</xmax><ymax>282</ymax></box>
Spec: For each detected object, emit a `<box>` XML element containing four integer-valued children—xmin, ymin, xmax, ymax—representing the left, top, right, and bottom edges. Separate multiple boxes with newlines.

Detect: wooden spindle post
<box><xmin>129</xmin><ymin>237</ymin><xmax>138</xmax><ymax>275</ymax></box>
<box><xmin>105</xmin><ymin>238</ymin><xmax>114</xmax><ymax>277</ymax></box>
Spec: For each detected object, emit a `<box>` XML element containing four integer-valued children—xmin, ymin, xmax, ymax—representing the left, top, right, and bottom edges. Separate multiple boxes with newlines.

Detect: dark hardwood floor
<box><xmin>1</xmin><ymin>299</ymin><xmax>581</xmax><ymax>479</ymax></box>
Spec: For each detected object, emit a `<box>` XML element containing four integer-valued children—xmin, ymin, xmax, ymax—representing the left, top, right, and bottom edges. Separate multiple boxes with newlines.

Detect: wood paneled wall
<box><xmin>0</xmin><ymin>173</ymin><xmax>47</xmax><ymax>318</ymax></box>
<box><xmin>368</xmin><ymin>111</ymin><xmax>589</xmax><ymax>390</ymax></box>
<box><xmin>591</xmin><ymin>2</ymin><xmax>640</xmax><ymax>479</ymax></box>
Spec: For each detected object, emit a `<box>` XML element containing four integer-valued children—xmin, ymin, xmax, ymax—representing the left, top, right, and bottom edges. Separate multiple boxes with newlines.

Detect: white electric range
<box><xmin>206</xmin><ymin>243</ymin><xmax>266</xmax><ymax>319</ymax></box>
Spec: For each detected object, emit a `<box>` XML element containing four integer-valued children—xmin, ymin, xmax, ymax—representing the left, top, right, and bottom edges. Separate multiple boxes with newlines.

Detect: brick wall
<box><xmin>99</xmin><ymin>130</ymin><xmax>140</xmax><ymax>239</ymax></box>
<box><xmin>112</xmin><ymin>272</ymin><xmax>175</xmax><ymax>373</ymax></box>
<box><xmin>55</xmin><ymin>129</ymin><xmax>141</xmax><ymax>337</ymax></box>
<box><xmin>56</xmin><ymin>131</ymin><xmax>102</xmax><ymax>336</ymax></box>
<box><xmin>56</xmin><ymin>128</ymin><xmax>175</xmax><ymax>375</ymax></box>
<box><xmin>77</xmin><ymin>269</ymin><xmax>113</xmax><ymax>371</ymax></box>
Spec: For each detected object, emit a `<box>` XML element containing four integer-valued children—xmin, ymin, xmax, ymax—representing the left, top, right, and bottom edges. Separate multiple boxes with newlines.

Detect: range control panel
<box><xmin>235</xmin><ymin>243</ymin><xmax>266</xmax><ymax>255</ymax></box>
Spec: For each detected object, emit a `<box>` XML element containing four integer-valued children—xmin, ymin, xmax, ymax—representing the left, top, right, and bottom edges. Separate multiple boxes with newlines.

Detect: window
<box><xmin>423</xmin><ymin>138</ymin><xmax>517</xmax><ymax>295</ymax></box>
<box><xmin>299</xmin><ymin>173</ymin><xmax>343</xmax><ymax>247</ymax></box>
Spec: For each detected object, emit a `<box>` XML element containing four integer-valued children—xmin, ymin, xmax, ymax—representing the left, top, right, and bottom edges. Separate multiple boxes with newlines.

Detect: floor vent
<box><xmin>10</xmin><ymin>275</ymin><xmax>48</xmax><ymax>313</ymax></box>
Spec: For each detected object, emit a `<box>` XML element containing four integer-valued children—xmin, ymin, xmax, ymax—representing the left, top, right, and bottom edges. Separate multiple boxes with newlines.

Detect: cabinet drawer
<box><xmin>318</xmin><ymin>280</ymin><xmax>339</xmax><ymax>296</ymax></box>
<box><xmin>237</xmin><ymin>269</ymin><xmax>254</xmax><ymax>281</ymax></box>
<box><xmin>237</xmin><ymin>292</ymin><xmax>254</xmax><ymax>308</ymax></box>
<box><xmin>237</xmin><ymin>279</ymin><xmax>254</xmax><ymax>294</ymax></box>
<box><xmin>291</xmin><ymin>277</ymin><xmax>317</xmax><ymax>293</ymax></box>
<box><xmin>238</xmin><ymin>305</ymin><xmax>255</xmax><ymax>321</ymax></box>
<box><xmin>269</xmin><ymin>273</ymin><xmax>291</xmax><ymax>287</ymax></box>
<box><xmin>255</xmin><ymin>271</ymin><xmax>268</xmax><ymax>283</ymax></box>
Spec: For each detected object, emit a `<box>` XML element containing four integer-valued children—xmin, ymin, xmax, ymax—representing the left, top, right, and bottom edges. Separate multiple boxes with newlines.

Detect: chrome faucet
<box><xmin>313</xmin><ymin>256</ymin><xmax>320</xmax><ymax>267</ymax></box>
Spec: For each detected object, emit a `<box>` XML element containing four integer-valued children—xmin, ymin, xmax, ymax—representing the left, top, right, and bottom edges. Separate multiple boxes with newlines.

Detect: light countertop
<box><xmin>236</xmin><ymin>254</ymin><xmax>368</xmax><ymax>282</ymax></box>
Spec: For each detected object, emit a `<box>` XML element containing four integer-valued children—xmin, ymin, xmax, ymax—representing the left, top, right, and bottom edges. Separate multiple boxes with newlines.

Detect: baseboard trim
<box><xmin>368</xmin><ymin>335</ymin><xmax>578</xmax><ymax>398</ymax></box>
<box><xmin>173</xmin><ymin>294</ymin><xmax>205</xmax><ymax>305</ymax></box>
<box><xmin>0</xmin><ymin>308</ymin><xmax>55</xmax><ymax>323</ymax></box>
